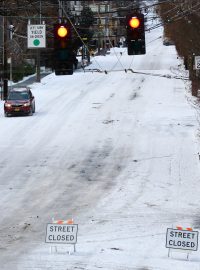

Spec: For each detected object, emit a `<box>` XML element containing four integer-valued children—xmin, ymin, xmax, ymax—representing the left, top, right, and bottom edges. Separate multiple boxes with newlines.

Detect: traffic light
<box><xmin>54</xmin><ymin>23</ymin><xmax>71</xmax><ymax>48</ymax></box>
<box><xmin>126</xmin><ymin>13</ymin><xmax>146</xmax><ymax>55</ymax></box>
<box><xmin>53</xmin><ymin>22</ymin><xmax>74</xmax><ymax>75</ymax></box>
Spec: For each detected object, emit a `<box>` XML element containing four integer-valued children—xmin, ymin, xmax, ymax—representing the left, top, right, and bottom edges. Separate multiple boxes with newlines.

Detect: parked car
<box><xmin>4</xmin><ymin>87</ymin><xmax>35</xmax><ymax>117</ymax></box>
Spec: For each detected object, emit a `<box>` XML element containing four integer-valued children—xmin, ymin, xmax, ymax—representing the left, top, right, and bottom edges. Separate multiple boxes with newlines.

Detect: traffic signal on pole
<box><xmin>53</xmin><ymin>22</ymin><xmax>74</xmax><ymax>75</ymax></box>
<box><xmin>126</xmin><ymin>13</ymin><xmax>146</xmax><ymax>55</ymax></box>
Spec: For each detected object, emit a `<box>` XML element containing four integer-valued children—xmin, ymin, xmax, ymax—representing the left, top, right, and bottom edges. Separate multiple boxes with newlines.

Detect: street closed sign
<box><xmin>195</xmin><ymin>56</ymin><xmax>200</xmax><ymax>70</ymax></box>
<box><xmin>45</xmin><ymin>223</ymin><xmax>78</xmax><ymax>244</ymax></box>
<box><xmin>166</xmin><ymin>228</ymin><xmax>198</xmax><ymax>251</ymax></box>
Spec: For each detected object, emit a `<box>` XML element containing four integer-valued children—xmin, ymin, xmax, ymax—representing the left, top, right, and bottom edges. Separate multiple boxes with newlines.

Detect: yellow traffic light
<box><xmin>57</xmin><ymin>26</ymin><xmax>68</xmax><ymax>38</ymax></box>
<box><xmin>126</xmin><ymin>13</ymin><xmax>146</xmax><ymax>55</ymax></box>
<box><xmin>129</xmin><ymin>17</ymin><xmax>140</xmax><ymax>28</ymax></box>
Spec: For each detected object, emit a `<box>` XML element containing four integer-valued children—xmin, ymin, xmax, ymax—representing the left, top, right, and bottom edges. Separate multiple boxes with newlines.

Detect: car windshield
<box><xmin>7</xmin><ymin>91</ymin><xmax>30</xmax><ymax>100</ymax></box>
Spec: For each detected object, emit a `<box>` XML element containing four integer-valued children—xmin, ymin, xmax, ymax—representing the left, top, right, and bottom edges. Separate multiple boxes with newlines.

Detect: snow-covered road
<box><xmin>1</xmin><ymin>23</ymin><xmax>200</xmax><ymax>270</ymax></box>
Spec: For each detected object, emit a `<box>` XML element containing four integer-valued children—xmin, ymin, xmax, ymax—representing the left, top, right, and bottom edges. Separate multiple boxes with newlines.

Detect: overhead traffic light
<box><xmin>126</xmin><ymin>13</ymin><xmax>146</xmax><ymax>55</ymax></box>
<box><xmin>54</xmin><ymin>23</ymin><xmax>71</xmax><ymax>47</ymax></box>
<box><xmin>53</xmin><ymin>22</ymin><xmax>75</xmax><ymax>75</ymax></box>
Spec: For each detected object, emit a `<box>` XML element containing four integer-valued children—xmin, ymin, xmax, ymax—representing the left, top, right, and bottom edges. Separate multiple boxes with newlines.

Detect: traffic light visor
<box><xmin>129</xmin><ymin>17</ymin><xmax>140</xmax><ymax>28</ymax></box>
<box><xmin>57</xmin><ymin>26</ymin><xmax>68</xmax><ymax>38</ymax></box>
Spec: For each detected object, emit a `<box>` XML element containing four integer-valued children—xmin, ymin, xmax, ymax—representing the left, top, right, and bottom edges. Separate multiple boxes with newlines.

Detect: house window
<box><xmin>100</xmin><ymin>5</ymin><xmax>105</xmax><ymax>12</ymax></box>
<box><xmin>93</xmin><ymin>18</ymin><xmax>98</xmax><ymax>25</ymax></box>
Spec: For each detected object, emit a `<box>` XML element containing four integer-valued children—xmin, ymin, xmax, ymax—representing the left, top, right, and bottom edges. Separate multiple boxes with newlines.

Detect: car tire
<box><xmin>68</xmin><ymin>70</ymin><xmax>73</xmax><ymax>75</ymax></box>
<box><xmin>29</xmin><ymin>108</ymin><xmax>33</xmax><ymax>116</ymax></box>
<box><xmin>4</xmin><ymin>112</ymin><xmax>8</xmax><ymax>117</ymax></box>
<box><xmin>55</xmin><ymin>70</ymin><xmax>61</xmax><ymax>75</ymax></box>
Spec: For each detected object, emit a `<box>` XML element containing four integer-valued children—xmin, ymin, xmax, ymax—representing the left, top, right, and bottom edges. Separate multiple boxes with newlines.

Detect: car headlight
<box><xmin>24</xmin><ymin>102</ymin><xmax>31</xmax><ymax>107</ymax></box>
<box><xmin>5</xmin><ymin>103</ymin><xmax>12</xmax><ymax>107</ymax></box>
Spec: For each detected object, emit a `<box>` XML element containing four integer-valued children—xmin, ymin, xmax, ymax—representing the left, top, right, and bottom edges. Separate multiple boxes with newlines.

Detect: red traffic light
<box><xmin>129</xmin><ymin>17</ymin><xmax>140</xmax><ymax>28</ymax></box>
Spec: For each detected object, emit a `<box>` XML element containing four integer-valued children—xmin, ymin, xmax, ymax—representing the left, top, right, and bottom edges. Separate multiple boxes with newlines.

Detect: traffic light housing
<box><xmin>126</xmin><ymin>13</ymin><xmax>146</xmax><ymax>55</ymax></box>
<box><xmin>53</xmin><ymin>22</ymin><xmax>74</xmax><ymax>75</ymax></box>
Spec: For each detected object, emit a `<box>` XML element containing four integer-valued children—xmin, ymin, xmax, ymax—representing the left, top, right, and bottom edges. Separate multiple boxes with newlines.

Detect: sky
<box><xmin>1</xmin><ymin>8</ymin><xmax>200</xmax><ymax>270</ymax></box>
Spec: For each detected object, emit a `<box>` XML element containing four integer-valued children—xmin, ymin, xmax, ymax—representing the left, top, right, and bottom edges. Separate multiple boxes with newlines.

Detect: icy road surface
<box><xmin>1</xmin><ymin>27</ymin><xmax>200</xmax><ymax>269</ymax></box>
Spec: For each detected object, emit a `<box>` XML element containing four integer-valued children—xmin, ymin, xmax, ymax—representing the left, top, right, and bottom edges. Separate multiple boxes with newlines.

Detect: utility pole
<box><xmin>36</xmin><ymin>0</ymin><xmax>42</xmax><ymax>82</ymax></box>
<box><xmin>97</xmin><ymin>3</ymin><xmax>101</xmax><ymax>55</ymax></box>
<box><xmin>36</xmin><ymin>48</ymin><xmax>41</xmax><ymax>82</ymax></box>
<box><xmin>3</xmin><ymin>1</ymin><xmax>8</xmax><ymax>100</ymax></box>
<box><xmin>0</xmin><ymin>16</ymin><xmax>3</xmax><ymax>100</ymax></box>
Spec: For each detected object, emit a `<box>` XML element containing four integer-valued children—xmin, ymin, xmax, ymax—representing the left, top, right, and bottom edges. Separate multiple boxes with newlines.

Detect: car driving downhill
<box><xmin>4</xmin><ymin>87</ymin><xmax>35</xmax><ymax>117</ymax></box>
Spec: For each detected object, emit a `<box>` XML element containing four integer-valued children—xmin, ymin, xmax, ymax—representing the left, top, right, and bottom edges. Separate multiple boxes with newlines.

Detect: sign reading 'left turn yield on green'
<box><xmin>27</xmin><ymin>24</ymin><xmax>46</xmax><ymax>48</ymax></box>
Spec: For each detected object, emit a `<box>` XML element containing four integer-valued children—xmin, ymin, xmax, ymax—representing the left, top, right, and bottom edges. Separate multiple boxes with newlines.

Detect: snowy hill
<box><xmin>0</xmin><ymin>17</ymin><xmax>200</xmax><ymax>270</ymax></box>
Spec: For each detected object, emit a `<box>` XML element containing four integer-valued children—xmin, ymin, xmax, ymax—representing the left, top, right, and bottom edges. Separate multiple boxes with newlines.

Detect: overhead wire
<box><xmin>1</xmin><ymin>0</ymin><xmax>190</xmax><ymax>79</ymax></box>
<box><xmin>56</xmin><ymin>0</ymin><xmax>191</xmax><ymax>80</ymax></box>
<box><xmin>21</xmin><ymin>0</ymin><xmax>197</xmax><ymax>77</ymax></box>
<box><xmin>92</xmin><ymin>0</ymin><xmax>126</xmax><ymax>73</ymax></box>
<box><xmin>61</xmin><ymin>0</ymin><xmax>176</xmax><ymax>74</ymax></box>
<box><xmin>146</xmin><ymin>1</ymin><xmax>200</xmax><ymax>32</ymax></box>
<box><xmin>58</xmin><ymin>0</ymin><xmax>198</xmax><ymax>75</ymax></box>
<box><xmin>58</xmin><ymin>0</ymin><xmax>104</xmax><ymax>71</ymax></box>
<box><xmin>91</xmin><ymin>0</ymin><xmax>180</xmax><ymax>72</ymax></box>
<box><xmin>72</xmin><ymin>0</ymin><xmax>197</xmax><ymax>79</ymax></box>
<box><xmin>90</xmin><ymin>0</ymin><xmax>165</xmax><ymax>73</ymax></box>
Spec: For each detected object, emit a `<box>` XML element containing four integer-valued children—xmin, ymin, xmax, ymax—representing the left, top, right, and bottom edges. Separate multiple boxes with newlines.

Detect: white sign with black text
<box><xmin>195</xmin><ymin>56</ymin><xmax>200</xmax><ymax>70</ymax></box>
<box><xmin>27</xmin><ymin>24</ymin><xmax>46</xmax><ymax>48</ymax></box>
<box><xmin>166</xmin><ymin>228</ymin><xmax>198</xmax><ymax>251</ymax></box>
<box><xmin>45</xmin><ymin>223</ymin><xmax>78</xmax><ymax>244</ymax></box>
